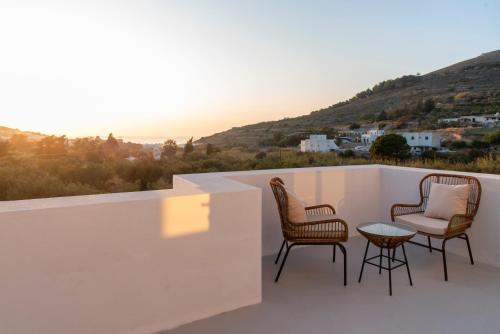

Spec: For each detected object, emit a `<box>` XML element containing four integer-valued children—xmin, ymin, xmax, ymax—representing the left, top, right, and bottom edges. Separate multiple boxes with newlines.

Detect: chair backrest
<box><xmin>419</xmin><ymin>173</ymin><xmax>482</xmax><ymax>218</ymax></box>
<box><xmin>269</xmin><ymin>177</ymin><xmax>290</xmax><ymax>234</ymax></box>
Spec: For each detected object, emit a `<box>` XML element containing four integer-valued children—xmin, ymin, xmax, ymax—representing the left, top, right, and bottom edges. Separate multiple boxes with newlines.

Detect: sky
<box><xmin>0</xmin><ymin>0</ymin><xmax>499</xmax><ymax>139</ymax></box>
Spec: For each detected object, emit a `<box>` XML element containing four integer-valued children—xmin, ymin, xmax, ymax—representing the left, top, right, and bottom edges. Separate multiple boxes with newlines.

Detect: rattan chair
<box><xmin>270</xmin><ymin>177</ymin><xmax>349</xmax><ymax>285</ymax></box>
<box><xmin>391</xmin><ymin>173</ymin><xmax>481</xmax><ymax>281</ymax></box>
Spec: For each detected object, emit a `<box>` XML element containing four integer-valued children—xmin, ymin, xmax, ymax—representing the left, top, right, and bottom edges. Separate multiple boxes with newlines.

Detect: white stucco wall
<box><xmin>0</xmin><ymin>182</ymin><xmax>261</xmax><ymax>334</ymax></box>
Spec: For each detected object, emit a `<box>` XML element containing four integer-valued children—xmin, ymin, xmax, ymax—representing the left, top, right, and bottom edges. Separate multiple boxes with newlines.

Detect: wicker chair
<box><xmin>269</xmin><ymin>177</ymin><xmax>349</xmax><ymax>285</ymax></box>
<box><xmin>391</xmin><ymin>173</ymin><xmax>481</xmax><ymax>281</ymax></box>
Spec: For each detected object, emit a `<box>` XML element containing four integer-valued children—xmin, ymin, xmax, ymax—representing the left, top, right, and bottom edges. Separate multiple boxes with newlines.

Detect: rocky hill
<box><xmin>0</xmin><ymin>126</ymin><xmax>47</xmax><ymax>141</ymax></box>
<box><xmin>197</xmin><ymin>50</ymin><xmax>500</xmax><ymax>147</ymax></box>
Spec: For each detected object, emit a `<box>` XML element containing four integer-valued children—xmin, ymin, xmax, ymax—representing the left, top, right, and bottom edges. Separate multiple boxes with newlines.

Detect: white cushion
<box><xmin>285</xmin><ymin>187</ymin><xmax>306</xmax><ymax>222</ymax></box>
<box><xmin>424</xmin><ymin>182</ymin><xmax>471</xmax><ymax>220</ymax></box>
<box><xmin>395</xmin><ymin>213</ymin><xmax>448</xmax><ymax>235</ymax></box>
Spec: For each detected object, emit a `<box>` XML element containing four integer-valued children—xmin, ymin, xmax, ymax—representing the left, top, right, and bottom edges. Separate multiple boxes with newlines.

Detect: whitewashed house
<box><xmin>399</xmin><ymin>132</ymin><xmax>441</xmax><ymax>154</ymax></box>
<box><xmin>361</xmin><ymin>129</ymin><xmax>385</xmax><ymax>144</ymax></box>
<box><xmin>152</xmin><ymin>146</ymin><xmax>162</xmax><ymax>160</ymax></box>
<box><xmin>439</xmin><ymin>113</ymin><xmax>500</xmax><ymax>127</ymax></box>
<box><xmin>300</xmin><ymin>134</ymin><xmax>339</xmax><ymax>152</ymax></box>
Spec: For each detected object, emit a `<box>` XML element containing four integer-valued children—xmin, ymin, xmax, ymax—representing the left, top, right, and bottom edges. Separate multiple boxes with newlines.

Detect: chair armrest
<box><xmin>305</xmin><ymin>204</ymin><xmax>336</xmax><ymax>215</ymax></box>
<box><xmin>391</xmin><ymin>203</ymin><xmax>424</xmax><ymax>221</ymax></box>
<box><xmin>446</xmin><ymin>214</ymin><xmax>473</xmax><ymax>235</ymax></box>
<box><xmin>290</xmin><ymin>217</ymin><xmax>349</xmax><ymax>235</ymax></box>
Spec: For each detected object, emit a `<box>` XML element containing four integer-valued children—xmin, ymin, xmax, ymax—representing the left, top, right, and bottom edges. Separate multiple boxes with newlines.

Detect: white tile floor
<box><xmin>161</xmin><ymin>236</ymin><xmax>500</xmax><ymax>334</ymax></box>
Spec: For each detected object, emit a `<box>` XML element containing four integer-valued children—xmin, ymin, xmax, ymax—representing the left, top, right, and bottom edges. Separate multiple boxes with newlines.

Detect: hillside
<box><xmin>0</xmin><ymin>126</ymin><xmax>47</xmax><ymax>141</ymax></box>
<box><xmin>197</xmin><ymin>50</ymin><xmax>500</xmax><ymax>147</ymax></box>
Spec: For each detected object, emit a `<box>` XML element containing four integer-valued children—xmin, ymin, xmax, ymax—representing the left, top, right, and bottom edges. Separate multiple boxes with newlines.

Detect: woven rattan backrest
<box><xmin>419</xmin><ymin>173</ymin><xmax>482</xmax><ymax>217</ymax></box>
<box><xmin>269</xmin><ymin>177</ymin><xmax>290</xmax><ymax>233</ymax></box>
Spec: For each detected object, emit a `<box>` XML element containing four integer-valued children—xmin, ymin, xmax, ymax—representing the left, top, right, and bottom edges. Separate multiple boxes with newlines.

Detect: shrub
<box><xmin>338</xmin><ymin>149</ymin><xmax>354</xmax><ymax>158</ymax></box>
<box><xmin>451</xmin><ymin>140</ymin><xmax>468</xmax><ymax>149</ymax></box>
<box><xmin>485</xmin><ymin>130</ymin><xmax>500</xmax><ymax>145</ymax></box>
<box><xmin>471</xmin><ymin>140</ymin><xmax>490</xmax><ymax>149</ymax></box>
<box><xmin>255</xmin><ymin>151</ymin><xmax>267</xmax><ymax>160</ymax></box>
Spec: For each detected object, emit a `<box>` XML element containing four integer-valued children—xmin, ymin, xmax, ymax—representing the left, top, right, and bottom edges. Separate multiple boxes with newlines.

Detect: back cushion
<box><xmin>424</xmin><ymin>182</ymin><xmax>471</xmax><ymax>220</ymax></box>
<box><xmin>284</xmin><ymin>187</ymin><xmax>307</xmax><ymax>222</ymax></box>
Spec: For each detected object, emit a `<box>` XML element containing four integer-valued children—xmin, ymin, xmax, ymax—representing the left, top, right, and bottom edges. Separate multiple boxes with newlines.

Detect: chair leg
<box><xmin>358</xmin><ymin>240</ymin><xmax>370</xmax><ymax>283</ymax></box>
<box><xmin>275</xmin><ymin>240</ymin><xmax>287</xmax><ymax>264</ymax></box>
<box><xmin>333</xmin><ymin>244</ymin><xmax>336</xmax><ymax>263</ymax></box>
<box><xmin>338</xmin><ymin>243</ymin><xmax>347</xmax><ymax>286</ymax></box>
<box><xmin>428</xmin><ymin>236</ymin><xmax>432</xmax><ymax>253</ymax></box>
<box><xmin>442</xmin><ymin>239</ymin><xmax>449</xmax><ymax>281</ymax></box>
<box><xmin>275</xmin><ymin>243</ymin><xmax>293</xmax><ymax>282</ymax></box>
<box><xmin>401</xmin><ymin>243</ymin><xmax>413</xmax><ymax>286</ymax></box>
<box><xmin>463</xmin><ymin>233</ymin><xmax>474</xmax><ymax>265</ymax></box>
<box><xmin>379</xmin><ymin>247</ymin><xmax>383</xmax><ymax>274</ymax></box>
<box><xmin>387</xmin><ymin>248</ymin><xmax>392</xmax><ymax>296</ymax></box>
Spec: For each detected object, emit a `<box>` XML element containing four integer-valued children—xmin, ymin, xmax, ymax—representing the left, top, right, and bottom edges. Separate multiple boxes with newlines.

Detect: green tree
<box><xmin>376</xmin><ymin>111</ymin><xmax>388</xmax><ymax>121</ymax></box>
<box><xmin>102</xmin><ymin>133</ymin><xmax>120</xmax><ymax>158</ymax></box>
<box><xmin>72</xmin><ymin>137</ymin><xmax>104</xmax><ymax>162</ymax></box>
<box><xmin>273</xmin><ymin>132</ymin><xmax>284</xmax><ymax>145</ymax></box>
<box><xmin>422</xmin><ymin>99</ymin><xmax>435</xmax><ymax>113</ymax></box>
<box><xmin>123</xmin><ymin>161</ymin><xmax>163</xmax><ymax>190</ymax></box>
<box><xmin>370</xmin><ymin>134</ymin><xmax>410</xmax><ymax>160</ymax></box>
<box><xmin>485</xmin><ymin>130</ymin><xmax>500</xmax><ymax>145</ymax></box>
<box><xmin>254</xmin><ymin>151</ymin><xmax>267</xmax><ymax>160</ymax></box>
<box><xmin>183</xmin><ymin>137</ymin><xmax>194</xmax><ymax>156</ymax></box>
<box><xmin>162</xmin><ymin>139</ymin><xmax>178</xmax><ymax>158</ymax></box>
<box><xmin>206</xmin><ymin>143</ymin><xmax>220</xmax><ymax>155</ymax></box>
<box><xmin>471</xmin><ymin>140</ymin><xmax>490</xmax><ymax>149</ymax></box>
<box><xmin>36</xmin><ymin>135</ymin><xmax>67</xmax><ymax>156</ymax></box>
<box><xmin>349</xmin><ymin>123</ymin><xmax>361</xmax><ymax>130</ymax></box>
<box><xmin>451</xmin><ymin>140</ymin><xmax>468</xmax><ymax>149</ymax></box>
<box><xmin>9</xmin><ymin>134</ymin><xmax>32</xmax><ymax>152</ymax></box>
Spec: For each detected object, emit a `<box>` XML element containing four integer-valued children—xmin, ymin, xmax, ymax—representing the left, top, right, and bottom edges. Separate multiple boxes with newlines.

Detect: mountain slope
<box><xmin>197</xmin><ymin>50</ymin><xmax>500</xmax><ymax>147</ymax></box>
<box><xmin>0</xmin><ymin>126</ymin><xmax>47</xmax><ymax>141</ymax></box>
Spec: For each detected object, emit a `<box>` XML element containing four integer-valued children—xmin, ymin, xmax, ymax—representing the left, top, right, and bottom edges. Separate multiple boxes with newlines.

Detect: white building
<box><xmin>399</xmin><ymin>132</ymin><xmax>441</xmax><ymax>154</ymax></box>
<box><xmin>300</xmin><ymin>134</ymin><xmax>339</xmax><ymax>152</ymax></box>
<box><xmin>439</xmin><ymin>113</ymin><xmax>500</xmax><ymax>127</ymax></box>
<box><xmin>152</xmin><ymin>146</ymin><xmax>162</xmax><ymax>160</ymax></box>
<box><xmin>361</xmin><ymin>129</ymin><xmax>385</xmax><ymax>144</ymax></box>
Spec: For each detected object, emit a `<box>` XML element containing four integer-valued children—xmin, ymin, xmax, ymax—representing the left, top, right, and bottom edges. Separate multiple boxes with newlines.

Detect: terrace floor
<box><xmin>161</xmin><ymin>236</ymin><xmax>500</xmax><ymax>334</ymax></box>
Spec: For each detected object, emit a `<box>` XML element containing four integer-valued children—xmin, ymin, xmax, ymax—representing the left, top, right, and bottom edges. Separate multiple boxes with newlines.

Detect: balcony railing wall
<box><xmin>0</xmin><ymin>165</ymin><xmax>498</xmax><ymax>334</ymax></box>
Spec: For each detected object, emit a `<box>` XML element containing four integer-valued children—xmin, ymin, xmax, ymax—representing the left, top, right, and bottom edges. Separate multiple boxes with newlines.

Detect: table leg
<box><xmin>358</xmin><ymin>240</ymin><xmax>370</xmax><ymax>283</ymax></box>
<box><xmin>401</xmin><ymin>243</ymin><xmax>413</xmax><ymax>286</ymax></box>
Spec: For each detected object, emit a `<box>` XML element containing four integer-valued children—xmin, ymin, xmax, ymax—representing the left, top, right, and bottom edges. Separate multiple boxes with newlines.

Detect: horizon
<box><xmin>1</xmin><ymin>0</ymin><xmax>499</xmax><ymax>138</ymax></box>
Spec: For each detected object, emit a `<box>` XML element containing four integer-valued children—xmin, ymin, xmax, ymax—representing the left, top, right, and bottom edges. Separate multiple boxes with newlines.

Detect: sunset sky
<box><xmin>1</xmin><ymin>0</ymin><xmax>499</xmax><ymax>139</ymax></box>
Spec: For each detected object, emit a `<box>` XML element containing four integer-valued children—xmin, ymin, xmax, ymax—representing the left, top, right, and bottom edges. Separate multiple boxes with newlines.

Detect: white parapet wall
<box><xmin>0</xmin><ymin>179</ymin><xmax>262</xmax><ymax>334</ymax></box>
<box><xmin>0</xmin><ymin>165</ymin><xmax>498</xmax><ymax>333</ymax></box>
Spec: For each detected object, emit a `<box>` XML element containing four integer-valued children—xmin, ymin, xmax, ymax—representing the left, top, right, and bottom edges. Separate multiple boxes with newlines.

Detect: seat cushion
<box><xmin>424</xmin><ymin>182</ymin><xmax>471</xmax><ymax>220</ymax></box>
<box><xmin>395</xmin><ymin>213</ymin><xmax>448</xmax><ymax>235</ymax></box>
<box><xmin>284</xmin><ymin>187</ymin><xmax>307</xmax><ymax>222</ymax></box>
